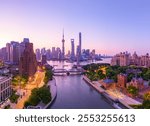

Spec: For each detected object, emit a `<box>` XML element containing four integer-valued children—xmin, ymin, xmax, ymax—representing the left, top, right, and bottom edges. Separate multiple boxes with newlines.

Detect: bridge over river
<box><xmin>53</xmin><ymin>68</ymin><xmax>84</xmax><ymax>76</ymax></box>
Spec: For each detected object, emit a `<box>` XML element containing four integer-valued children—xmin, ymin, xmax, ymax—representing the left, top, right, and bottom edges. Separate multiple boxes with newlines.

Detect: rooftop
<box><xmin>103</xmin><ymin>79</ymin><xmax>114</xmax><ymax>84</ymax></box>
<box><xmin>0</xmin><ymin>76</ymin><xmax>10</xmax><ymax>83</ymax></box>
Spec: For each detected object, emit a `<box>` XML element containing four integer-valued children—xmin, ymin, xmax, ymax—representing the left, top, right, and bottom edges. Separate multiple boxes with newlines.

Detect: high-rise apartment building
<box><xmin>119</xmin><ymin>52</ymin><xmax>130</xmax><ymax>66</ymax></box>
<box><xmin>111</xmin><ymin>52</ymin><xmax>150</xmax><ymax>67</ymax></box>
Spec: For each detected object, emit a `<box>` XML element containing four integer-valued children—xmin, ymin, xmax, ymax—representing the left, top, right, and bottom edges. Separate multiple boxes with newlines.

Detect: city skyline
<box><xmin>0</xmin><ymin>0</ymin><xmax>150</xmax><ymax>55</ymax></box>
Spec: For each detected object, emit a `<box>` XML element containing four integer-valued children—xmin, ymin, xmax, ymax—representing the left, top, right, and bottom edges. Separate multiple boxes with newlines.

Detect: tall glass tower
<box><xmin>79</xmin><ymin>32</ymin><xmax>82</xmax><ymax>60</ymax></box>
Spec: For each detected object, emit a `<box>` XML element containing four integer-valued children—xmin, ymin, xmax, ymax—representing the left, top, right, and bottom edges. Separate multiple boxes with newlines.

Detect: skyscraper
<box><xmin>19</xmin><ymin>42</ymin><xmax>37</xmax><ymax>77</ymax></box>
<box><xmin>35</xmin><ymin>48</ymin><xmax>41</xmax><ymax>61</ymax></box>
<box><xmin>1</xmin><ymin>47</ymin><xmax>7</xmax><ymax>61</ymax></box>
<box><xmin>61</xmin><ymin>30</ymin><xmax>65</xmax><ymax>60</ymax></box>
<box><xmin>76</xmin><ymin>45</ymin><xmax>80</xmax><ymax>65</ymax></box>
<box><xmin>41</xmin><ymin>48</ymin><xmax>46</xmax><ymax>55</ymax></box>
<box><xmin>23</xmin><ymin>38</ymin><xmax>30</xmax><ymax>43</ymax></box>
<box><xmin>70</xmin><ymin>39</ymin><xmax>75</xmax><ymax>61</ymax></box>
<box><xmin>6</xmin><ymin>43</ymin><xmax>11</xmax><ymax>62</ymax></box>
<box><xmin>10</xmin><ymin>41</ymin><xmax>20</xmax><ymax>64</ymax></box>
<box><xmin>41</xmin><ymin>55</ymin><xmax>47</xmax><ymax>65</ymax></box>
<box><xmin>79</xmin><ymin>32</ymin><xmax>82</xmax><ymax>59</ymax></box>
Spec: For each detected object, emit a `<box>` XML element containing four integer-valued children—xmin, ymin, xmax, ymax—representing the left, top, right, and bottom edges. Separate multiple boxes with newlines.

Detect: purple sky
<box><xmin>0</xmin><ymin>0</ymin><xmax>150</xmax><ymax>55</ymax></box>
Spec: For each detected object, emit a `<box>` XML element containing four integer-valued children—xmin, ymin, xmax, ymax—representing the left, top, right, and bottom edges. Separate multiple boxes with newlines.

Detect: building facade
<box><xmin>70</xmin><ymin>39</ymin><xmax>75</xmax><ymax>61</ymax></box>
<box><xmin>111</xmin><ymin>52</ymin><xmax>150</xmax><ymax>68</ymax></box>
<box><xmin>19</xmin><ymin>42</ymin><xmax>37</xmax><ymax>77</ymax></box>
<box><xmin>0</xmin><ymin>76</ymin><xmax>12</xmax><ymax>103</ymax></box>
<box><xmin>117</xmin><ymin>73</ymin><xmax>127</xmax><ymax>88</ymax></box>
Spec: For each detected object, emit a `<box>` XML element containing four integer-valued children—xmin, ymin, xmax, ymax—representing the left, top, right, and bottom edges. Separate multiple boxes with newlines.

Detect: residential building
<box><xmin>0</xmin><ymin>76</ymin><xmax>12</xmax><ymax>103</ymax></box>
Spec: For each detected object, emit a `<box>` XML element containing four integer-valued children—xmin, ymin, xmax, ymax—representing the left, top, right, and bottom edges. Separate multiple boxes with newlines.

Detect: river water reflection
<box><xmin>48</xmin><ymin>58</ymin><xmax>113</xmax><ymax>109</ymax></box>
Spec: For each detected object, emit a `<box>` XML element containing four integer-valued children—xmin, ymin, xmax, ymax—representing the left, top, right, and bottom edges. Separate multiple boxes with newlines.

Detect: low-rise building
<box><xmin>127</xmin><ymin>78</ymin><xmax>144</xmax><ymax>90</ymax></box>
<box><xmin>101</xmin><ymin>79</ymin><xmax>114</xmax><ymax>89</ymax></box>
<box><xmin>0</xmin><ymin>76</ymin><xmax>12</xmax><ymax>104</ymax></box>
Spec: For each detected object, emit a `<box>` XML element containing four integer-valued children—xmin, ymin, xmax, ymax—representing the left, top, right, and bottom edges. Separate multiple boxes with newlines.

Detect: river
<box><xmin>48</xmin><ymin>58</ymin><xmax>113</xmax><ymax>109</ymax></box>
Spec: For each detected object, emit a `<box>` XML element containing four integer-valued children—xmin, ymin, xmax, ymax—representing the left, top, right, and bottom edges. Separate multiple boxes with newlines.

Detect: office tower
<box><xmin>52</xmin><ymin>47</ymin><xmax>56</xmax><ymax>59</ymax></box>
<box><xmin>6</xmin><ymin>43</ymin><xmax>11</xmax><ymax>62</ymax></box>
<box><xmin>85</xmin><ymin>49</ymin><xmax>90</xmax><ymax>58</ymax></box>
<box><xmin>76</xmin><ymin>45</ymin><xmax>80</xmax><ymax>65</ymax></box>
<box><xmin>41</xmin><ymin>48</ymin><xmax>46</xmax><ymax>55</ymax></box>
<box><xmin>10</xmin><ymin>41</ymin><xmax>20</xmax><ymax>64</ymax></box>
<box><xmin>91</xmin><ymin>49</ymin><xmax>96</xmax><ymax>60</ymax></box>
<box><xmin>41</xmin><ymin>55</ymin><xmax>47</xmax><ymax>65</ymax></box>
<box><xmin>1</xmin><ymin>47</ymin><xmax>7</xmax><ymax>61</ymax></box>
<box><xmin>46</xmin><ymin>49</ymin><xmax>51</xmax><ymax>60</ymax></box>
<box><xmin>70</xmin><ymin>39</ymin><xmax>75</xmax><ymax>61</ymax></box>
<box><xmin>19</xmin><ymin>42</ymin><xmax>37</xmax><ymax>77</ymax></box>
<box><xmin>23</xmin><ymin>38</ymin><xmax>30</xmax><ymax>43</ymax></box>
<box><xmin>36</xmin><ymin>48</ymin><xmax>41</xmax><ymax>61</ymax></box>
<box><xmin>0</xmin><ymin>76</ymin><xmax>12</xmax><ymax>103</ymax></box>
<box><xmin>62</xmin><ymin>30</ymin><xmax>65</xmax><ymax>60</ymax></box>
<box><xmin>79</xmin><ymin>32</ymin><xmax>82</xmax><ymax>59</ymax></box>
<box><xmin>19</xmin><ymin>38</ymin><xmax>29</xmax><ymax>58</ymax></box>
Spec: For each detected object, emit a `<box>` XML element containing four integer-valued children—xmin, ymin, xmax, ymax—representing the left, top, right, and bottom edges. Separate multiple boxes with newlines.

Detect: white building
<box><xmin>0</xmin><ymin>76</ymin><xmax>12</xmax><ymax>104</ymax></box>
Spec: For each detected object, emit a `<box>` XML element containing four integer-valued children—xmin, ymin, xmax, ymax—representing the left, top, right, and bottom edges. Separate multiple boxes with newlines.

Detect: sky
<box><xmin>0</xmin><ymin>0</ymin><xmax>150</xmax><ymax>55</ymax></box>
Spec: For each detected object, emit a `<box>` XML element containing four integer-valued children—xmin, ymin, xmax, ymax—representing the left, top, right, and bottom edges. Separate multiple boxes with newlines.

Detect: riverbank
<box><xmin>44</xmin><ymin>78</ymin><xmax>57</xmax><ymax>109</ymax></box>
<box><xmin>83</xmin><ymin>75</ymin><xmax>141</xmax><ymax>109</ymax></box>
<box><xmin>35</xmin><ymin>78</ymin><xmax>57</xmax><ymax>109</ymax></box>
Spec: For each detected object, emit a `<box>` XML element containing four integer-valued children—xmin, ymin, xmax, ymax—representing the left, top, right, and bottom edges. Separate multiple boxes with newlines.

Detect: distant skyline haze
<box><xmin>0</xmin><ymin>0</ymin><xmax>150</xmax><ymax>55</ymax></box>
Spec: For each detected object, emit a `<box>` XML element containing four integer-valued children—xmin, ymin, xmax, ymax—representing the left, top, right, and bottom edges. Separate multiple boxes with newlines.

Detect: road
<box><xmin>15</xmin><ymin>71</ymin><xmax>45</xmax><ymax>109</ymax></box>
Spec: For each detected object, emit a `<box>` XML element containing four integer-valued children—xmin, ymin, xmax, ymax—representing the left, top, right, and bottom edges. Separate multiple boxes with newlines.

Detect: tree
<box><xmin>44</xmin><ymin>69</ymin><xmax>53</xmax><ymax>84</ymax></box>
<box><xmin>24</xmin><ymin>86</ymin><xmax>52</xmax><ymax>108</ymax></box>
<box><xmin>142</xmin><ymin>100</ymin><xmax>150</xmax><ymax>109</ymax></box>
<box><xmin>38</xmin><ymin>86</ymin><xmax>51</xmax><ymax>104</ymax></box>
<box><xmin>143</xmin><ymin>70</ymin><xmax>150</xmax><ymax>81</ymax></box>
<box><xmin>127</xmin><ymin>85</ymin><xmax>139</xmax><ymax>96</ymax></box>
<box><xmin>9</xmin><ymin>91</ymin><xmax>19</xmax><ymax>103</ymax></box>
<box><xmin>144</xmin><ymin>92</ymin><xmax>150</xmax><ymax>100</ymax></box>
<box><xmin>127</xmin><ymin>73</ymin><xmax>135</xmax><ymax>82</ymax></box>
<box><xmin>97</xmin><ymin>70</ymin><xmax>105</xmax><ymax>79</ymax></box>
<box><xmin>12</xmin><ymin>75</ymin><xmax>28</xmax><ymax>88</ymax></box>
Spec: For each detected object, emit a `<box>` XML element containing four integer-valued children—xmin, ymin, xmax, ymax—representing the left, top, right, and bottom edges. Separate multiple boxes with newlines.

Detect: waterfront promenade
<box><xmin>83</xmin><ymin>76</ymin><xmax>105</xmax><ymax>93</ymax></box>
<box><xmin>83</xmin><ymin>75</ymin><xmax>142</xmax><ymax>109</ymax></box>
<box><xmin>43</xmin><ymin>78</ymin><xmax>57</xmax><ymax>109</ymax></box>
